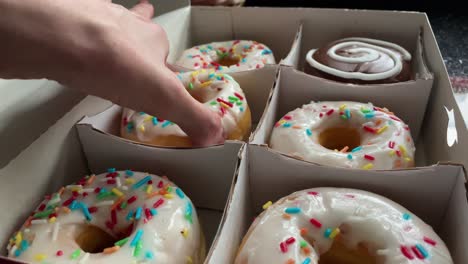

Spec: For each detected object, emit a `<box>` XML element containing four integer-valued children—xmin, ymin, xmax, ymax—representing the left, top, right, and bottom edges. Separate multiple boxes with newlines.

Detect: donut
<box><xmin>121</xmin><ymin>70</ymin><xmax>251</xmax><ymax>147</ymax></box>
<box><xmin>6</xmin><ymin>169</ymin><xmax>205</xmax><ymax>264</ymax></box>
<box><xmin>304</xmin><ymin>37</ymin><xmax>412</xmax><ymax>84</ymax></box>
<box><xmin>235</xmin><ymin>188</ymin><xmax>453</xmax><ymax>264</ymax></box>
<box><xmin>270</xmin><ymin>101</ymin><xmax>415</xmax><ymax>170</ymax></box>
<box><xmin>175</xmin><ymin>40</ymin><xmax>275</xmax><ymax>72</ymax></box>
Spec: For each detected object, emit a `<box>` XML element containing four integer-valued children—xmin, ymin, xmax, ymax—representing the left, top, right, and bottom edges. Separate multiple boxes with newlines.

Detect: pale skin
<box><xmin>0</xmin><ymin>0</ymin><xmax>225</xmax><ymax>146</ymax></box>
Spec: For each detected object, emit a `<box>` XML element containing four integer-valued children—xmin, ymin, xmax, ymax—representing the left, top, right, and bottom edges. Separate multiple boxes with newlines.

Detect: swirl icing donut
<box><xmin>6</xmin><ymin>169</ymin><xmax>204</xmax><ymax>264</ymax></box>
<box><xmin>175</xmin><ymin>40</ymin><xmax>275</xmax><ymax>72</ymax></box>
<box><xmin>121</xmin><ymin>70</ymin><xmax>251</xmax><ymax>147</ymax></box>
<box><xmin>270</xmin><ymin>101</ymin><xmax>415</xmax><ymax>170</ymax></box>
<box><xmin>235</xmin><ymin>188</ymin><xmax>453</xmax><ymax>264</ymax></box>
<box><xmin>304</xmin><ymin>38</ymin><xmax>412</xmax><ymax>84</ymax></box>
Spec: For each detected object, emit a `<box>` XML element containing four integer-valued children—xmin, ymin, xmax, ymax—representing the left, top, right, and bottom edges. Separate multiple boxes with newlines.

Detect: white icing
<box><xmin>7</xmin><ymin>171</ymin><xmax>203</xmax><ymax>264</ymax></box>
<box><xmin>306</xmin><ymin>38</ymin><xmax>411</xmax><ymax>81</ymax></box>
<box><xmin>175</xmin><ymin>40</ymin><xmax>275</xmax><ymax>72</ymax></box>
<box><xmin>270</xmin><ymin>101</ymin><xmax>415</xmax><ymax>170</ymax></box>
<box><xmin>122</xmin><ymin>70</ymin><xmax>249</xmax><ymax>144</ymax></box>
<box><xmin>235</xmin><ymin>188</ymin><xmax>453</xmax><ymax>264</ymax></box>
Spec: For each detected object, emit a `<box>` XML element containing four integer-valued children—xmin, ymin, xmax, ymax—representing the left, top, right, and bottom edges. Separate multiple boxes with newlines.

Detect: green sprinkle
<box><xmin>188</xmin><ymin>83</ymin><xmax>194</xmax><ymax>90</ymax></box>
<box><xmin>361</xmin><ymin>108</ymin><xmax>372</xmax><ymax>114</ymax></box>
<box><xmin>167</xmin><ymin>186</ymin><xmax>173</xmax><ymax>193</ymax></box>
<box><xmin>133</xmin><ymin>240</ymin><xmax>143</xmax><ymax>257</ymax></box>
<box><xmin>228</xmin><ymin>96</ymin><xmax>239</xmax><ymax>102</ymax></box>
<box><xmin>210</xmin><ymin>101</ymin><xmax>217</xmax><ymax>105</ymax></box>
<box><xmin>33</xmin><ymin>209</ymin><xmax>54</xmax><ymax>219</ymax></box>
<box><xmin>300</xmin><ymin>241</ymin><xmax>307</xmax><ymax>248</ymax></box>
<box><xmin>115</xmin><ymin>237</ymin><xmax>129</xmax><ymax>247</ymax></box>
<box><xmin>97</xmin><ymin>191</ymin><xmax>111</xmax><ymax>200</ymax></box>
<box><xmin>70</xmin><ymin>249</ymin><xmax>81</xmax><ymax>260</ymax></box>
<box><xmin>120</xmin><ymin>201</ymin><xmax>128</xmax><ymax>209</ymax></box>
<box><xmin>236</xmin><ymin>101</ymin><xmax>243</xmax><ymax>106</ymax></box>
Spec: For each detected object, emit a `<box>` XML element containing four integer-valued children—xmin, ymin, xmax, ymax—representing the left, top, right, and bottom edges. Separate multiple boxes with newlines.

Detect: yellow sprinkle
<box><xmin>389</xmin><ymin>150</ymin><xmax>396</xmax><ymax>156</ymax></box>
<box><xmin>220</xmin><ymin>102</ymin><xmax>230</xmax><ymax>109</ymax></box>
<box><xmin>339</xmin><ymin>104</ymin><xmax>347</xmax><ymax>111</ymax></box>
<box><xmin>278</xmin><ymin>120</ymin><xmax>286</xmax><ymax>125</ymax></box>
<box><xmin>186</xmin><ymin>256</ymin><xmax>193</xmax><ymax>264</ymax></box>
<box><xmin>191</xmin><ymin>71</ymin><xmax>199</xmax><ymax>78</ymax></box>
<box><xmin>181</xmin><ymin>228</ymin><xmax>189</xmax><ymax>238</ymax></box>
<box><xmin>62</xmin><ymin>207</ymin><xmax>71</xmax><ymax>214</ymax></box>
<box><xmin>15</xmin><ymin>232</ymin><xmax>22</xmax><ymax>247</ymax></box>
<box><xmin>399</xmin><ymin>145</ymin><xmax>407</xmax><ymax>157</ymax></box>
<box><xmin>330</xmin><ymin>228</ymin><xmax>341</xmax><ymax>239</ymax></box>
<box><xmin>71</xmin><ymin>187</ymin><xmax>82</xmax><ymax>192</ymax></box>
<box><xmin>199</xmin><ymin>81</ymin><xmax>212</xmax><ymax>88</ymax></box>
<box><xmin>48</xmin><ymin>217</ymin><xmax>56</xmax><ymax>223</ymax></box>
<box><xmin>125</xmin><ymin>178</ymin><xmax>135</xmax><ymax>185</ymax></box>
<box><xmin>164</xmin><ymin>194</ymin><xmax>174</xmax><ymax>199</ymax></box>
<box><xmin>112</xmin><ymin>188</ymin><xmax>124</xmax><ymax>197</ymax></box>
<box><xmin>362</xmin><ymin>163</ymin><xmax>374</xmax><ymax>170</ymax></box>
<box><xmin>262</xmin><ymin>201</ymin><xmax>273</xmax><ymax>210</ymax></box>
<box><xmin>377</xmin><ymin>125</ymin><xmax>388</xmax><ymax>134</ymax></box>
<box><xmin>34</xmin><ymin>254</ymin><xmax>47</xmax><ymax>261</ymax></box>
<box><xmin>405</xmin><ymin>157</ymin><xmax>412</xmax><ymax>162</ymax></box>
<box><xmin>146</xmin><ymin>184</ymin><xmax>153</xmax><ymax>194</ymax></box>
<box><xmin>144</xmin><ymin>116</ymin><xmax>152</xmax><ymax>122</ymax></box>
<box><xmin>138</xmin><ymin>125</ymin><xmax>145</xmax><ymax>132</ymax></box>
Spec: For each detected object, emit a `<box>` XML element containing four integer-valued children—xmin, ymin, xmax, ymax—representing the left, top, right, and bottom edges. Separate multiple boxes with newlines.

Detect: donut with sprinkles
<box><xmin>270</xmin><ymin>101</ymin><xmax>415</xmax><ymax>170</ymax></box>
<box><xmin>6</xmin><ymin>170</ymin><xmax>205</xmax><ymax>264</ymax></box>
<box><xmin>235</xmin><ymin>188</ymin><xmax>453</xmax><ymax>264</ymax></box>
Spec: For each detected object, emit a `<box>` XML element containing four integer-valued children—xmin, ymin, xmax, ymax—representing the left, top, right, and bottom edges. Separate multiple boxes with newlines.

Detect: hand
<box><xmin>0</xmin><ymin>0</ymin><xmax>225</xmax><ymax>146</ymax></box>
<box><xmin>191</xmin><ymin>0</ymin><xmax>244</xmax><ymax>6</ymax></box>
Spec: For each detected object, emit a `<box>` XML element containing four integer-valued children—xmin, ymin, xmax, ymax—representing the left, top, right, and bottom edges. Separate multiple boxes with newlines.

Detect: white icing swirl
<box><xmin>270</xmin><ymin>101</ymin><xmax>415</xmax><ymax>170</ymax></box>
<box><xmin>306</xmin><ymin>38</ymin><xmax>411</xmax><ymax>81</ymax></box>
<box><xmin>235</xmin><ymin>188</ymin><xmax>453</xmax><ymax>264</ymax></box>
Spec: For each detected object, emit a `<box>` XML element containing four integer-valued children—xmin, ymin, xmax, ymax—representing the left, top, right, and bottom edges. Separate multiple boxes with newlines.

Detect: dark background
<box><xmin>244</xmin><ymin>0</ymin><xmax>468</xmax><ymax>77</ymax></box>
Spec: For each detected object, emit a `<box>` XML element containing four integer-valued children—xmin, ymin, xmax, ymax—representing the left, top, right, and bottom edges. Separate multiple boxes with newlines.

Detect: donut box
<box><xmin>0</xmin><ymin>0</ymin><xmax>467</xmax><ymax>263</ymax></box>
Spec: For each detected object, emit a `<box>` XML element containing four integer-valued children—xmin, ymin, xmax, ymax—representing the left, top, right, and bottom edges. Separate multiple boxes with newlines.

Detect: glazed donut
<box><xmin>235</xmin><ymin>188</ymin><xmax>453</xmax><ymax>264</ymax></box>
<box><xmin>175</xmin><ymin>40</ymin><xmax>275</xmax><ymax>72</ymax></box>
<box><xmin>270</xmin><ymin>101</ymin><xmax>415</xmax><ymax>170</ymax></box>
<box><xmin>304</xmin><ymin>37</ymin><xmax>412</xmax><ymax>84</ymax></box>
<box><xmin>121</xmin><ymin>70</ymin><xmax>252</xmax><ymax>147</ymax></box>
<box><xmin>6</xmin><ymin>169</ymin><xmax>204</xmax><ymax>264</ymax></box>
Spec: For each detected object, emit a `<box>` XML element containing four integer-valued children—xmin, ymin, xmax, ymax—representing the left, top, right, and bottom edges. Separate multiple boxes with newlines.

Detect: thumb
<box><xmin>130</xmin><ymin>0</ymin><xmax>154</xmax><ymax>21</ymax></box>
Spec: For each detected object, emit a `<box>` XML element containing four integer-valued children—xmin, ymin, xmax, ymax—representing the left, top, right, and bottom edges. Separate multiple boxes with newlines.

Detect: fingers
<box><xmin>130</xmin><ymin>0</ymin><xmax>154</xmax><ymax>21</ymax></box>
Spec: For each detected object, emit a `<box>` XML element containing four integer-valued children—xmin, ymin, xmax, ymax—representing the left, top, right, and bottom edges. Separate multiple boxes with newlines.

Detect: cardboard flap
<box><xmin>281</xmin><ymin>24</ymin><xmax>303</xmax><ymax>68</ymax></box>
<box><xmin>112</xmin><ymin>0</ymin><xmax>189</xmax><ymax>16</ymax></box>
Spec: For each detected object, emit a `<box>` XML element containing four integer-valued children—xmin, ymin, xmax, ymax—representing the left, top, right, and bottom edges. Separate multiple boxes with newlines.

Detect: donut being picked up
<box><xmin>121</xmin><ymin>70</ymin><xmax>252</xmax><ymax>147</ymax></box>
<box><xmin>304</xmin><ymin>37</ymin><xmax>413</xmax><ymax>84</ymax></box>
<box><xmin>175</xmin><ymin>40</ymin><xmax>275</xmax><ymax>72</ymax></box>
<box><xmin>235</xmin><ymin>188</ymin><xmax>453</xmax><ymax>264</ymax></box>
<box><xmin>6</xmin><ymin>169</ymin><xmax>204</xmax><ymax>264</ymax></box>
<box><xmin>270</xmin><ymin>101</ymin><xmax>415</xmax><ymax>170</ymax></box>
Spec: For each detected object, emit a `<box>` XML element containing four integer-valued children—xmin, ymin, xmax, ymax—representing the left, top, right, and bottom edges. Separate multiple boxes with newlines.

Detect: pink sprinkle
<box><xmin>38</xmin><ymin>204</ymin><xmax>46</xmax><ymax>212</ymax></box>
<box><xmin>319</xmin><ymin>113</ymin><xmax>324</xmax><ymax>118</ymax></box>
<box><xmin>390</xmin><ymin>115</ymin><xmax>401</xmax><ymax>122</ymax></box>
<box><xmin>83</xmin><ymin>192</ymin><xmax>89</xmax><ymax>197</ymax></box>
<box><xmin>411</xmin><ymin>246</ymin><xmax>424</xmax><ymax>259</ymax></box>
<box><xmin>424</xmin><ymin>237</ymin><xmax>437</xmax><ymax>246</ymax></box>
<box><xmin>56</xmin><ymin>250</ymin><xmax>63</xmax><ymax>256</ymax></box>
<box><xmin>364</xmin><ymin>155</ymin><xmax>375</xmax><ymax>161</ymax></box>
<box><xmin>326</xmin><ymin>109</ymin><xmax>334</xmax><ymax>116</ymax></box>
<box><xmin>194</xmin><ymin>63</ymin><xmax>199</xmax><ymax>67</ymax></box>
<box><xmin>280</xmin><ymin>242</ymin><xmax>288</xmax><ymax>253</ymax></box>
<box><xmin>153</xmin><ymin>198</ymin><xmax>164</xmax><ymax>208</ymax></box>
<box><xmin>322</xmin><ymin>105</ymin><xmax>327</xmax><ymax>108</ymax></box>
<box><xmin>285</xmin><ymin>237</ymin><xmax>296</xmax><ymax>244</ymax></box>
<box><xmin>123</xmin><ymin>117</ymin><xmax>128</xmax><ymax>126</ymax></box>
<box><xmin>89</xmin><ymin>207</ymin><xmax>98</xmax><ymax>214</ymax></box>
<box><xmin>234</xmin><ymin>92</ymin><xmax>244</xmax><ymax>100</ymax></box>
<box><xmin>363</xmin><ymin>126</ymin><xmax>377</xmax><ymax>133</ymax></box>
<box><xmin>94</xmin><ymin>187</ymin><xmax>101</xmax><ymax>193</ymax></box>
<box><xmin>107</xmin><ymin>172</ymin><xmax>118</xmax><ymax>178</ymax></box>
<box><xmin>107</xmin><ymin>179</ymin><xmax>116</xmax><ymax>185</ymax></box>
<box><xmin>404</xmin><ymin>126</ymin><xmax>410</xmax><ymax>131</ymax></box>
<box><xmin>72</xmin><ymin>191</ymin><xmax>79</xmax><ymax>197</ymax></box>
<box><xmin>309</xmin><ymin>218</ymin><xmax>322</xmax><ymax>228</ymax></box>
<box><xmin>105</xmin><ymin>221</ymin><xmax>114</xmax><ymax>230</ymax></box>
<box><xmin>274</xmin><ymin>122</ymin><xmax>281</xmax><ymax>127</ymax></box>
<box><xmin>220</xmin><ymin>107</ymin><xmax>227</xmax><ymax>116</ymax></box>
<box><xmin>400</xmin><ymin>246</ymin><xmax>414</xmax><ymax>259</ymax></box>
<box><xmin>217</xmin><ymin>98</ymin><xmax>234</xmax><ymax>108</ymax></box>
<box><xmin>396</xmin><ymin>150</ymin><xmax>402</xmax><ymax>157</ymax></box>
<box><xmin>49</xmin><ymin>213</ymin><xmax>57</xmax><ymax>219</ymax></box>
<box><xmin>284</xmin><ymin>115</ymin><xmax>292</xmax><ymax>120</ymax></box>
<box><xmin>127</xmin><ymin>196</ymin><xmax>137</xmax><ymax>204</ymax></box>
<box><xmin>62</xmin><ymin>197</ymin><xmax>75</xmax><ymax>207</ymax></box>
<box><xmin>145</xmin><ymin>208</ymin><xmax>152</xmax><ymax>220</ymax></box>
<box><xmin>158</xmin><ymin>181</ymin><xmax>164</xmax><ymax>188</ymax></box>
<box><xmin>148</xmin><ymin>180</ymin><xmax>153</xmax><ymax>184</ymax></box>
<box><xmin>308</xmin><ymin>191</ymin><xmax>319</xmax><ymax>196</ymax></box>
<box><xmin>256</xmin><ymin>64</ymin><xmax>261</xmax><ymax>69</ymax></box>
<box><xmin>345</xmin><ymin>194</ymin><xmax>355</xmax><ymax>198</ymax></box>
<box><xmin>388</xmin><ymin>141</ymin><xmax>395</xmax><ymax>149</ymax></box>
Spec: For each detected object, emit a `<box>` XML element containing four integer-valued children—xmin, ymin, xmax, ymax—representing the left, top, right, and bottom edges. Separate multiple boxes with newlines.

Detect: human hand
<box><xmin>0</xmin><ymin>0</ymin><xmax>225</xmax><ymax>146</ymax></box>
<box><xmin>191</xmin><ymin>0</ymin><xmax>244</xmax><ymax>6</ymax></box>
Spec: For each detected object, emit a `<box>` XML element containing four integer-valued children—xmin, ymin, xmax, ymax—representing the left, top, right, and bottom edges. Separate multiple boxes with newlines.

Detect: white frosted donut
<box><xmin>121</xmin><ymin>70</ymin><xmax>252</xmax><ymax>147</ymax></box>
<box><xmin>6</xmin><ymin>170</ymin><xmax>204</xmax><ymax>264</ymax></box>
<box><xmin>235</xmin><ymin>188</ymin><xmax>453</xmax><ymax>264</ymax></box>
<box><xmin>270</xmin><ymin>101</ymin><xmax>415</xmax><ymax>170</ymax></box>
<box><xmin>175</xmin><ymin>40</ymin><xmax>275</xmax><ymax>72</ymax></box>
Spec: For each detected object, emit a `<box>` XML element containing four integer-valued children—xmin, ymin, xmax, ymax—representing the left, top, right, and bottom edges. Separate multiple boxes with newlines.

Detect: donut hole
<box><xmin>217</xmin><ymin>56</ymin><xmax>240</xmax><ymax>67</ymax></box>
<box><xmin>318</xmin><ymin>240</ymin><xmax>379</xmax><ymax>264</ymax></box>
<box><xmin>75</xmin><ymin>225</ymin><xmax>121</xmax><ymax>254</ymax></box>
<box><xmin>318</xmin><ymin>127</ymin><xmax>361</xmax><ymax>152</ymax></box>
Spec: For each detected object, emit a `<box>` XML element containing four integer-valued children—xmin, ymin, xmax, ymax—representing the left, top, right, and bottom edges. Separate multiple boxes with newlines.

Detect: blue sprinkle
<box><xmin>324</xmin><ymin>228</ymin><xmax>332</xmax><ymax>238</ymax></box>
<box><xmin>126</xmin><ymin>122</ymin><xmax>134</xmax><ymax>132</ymax></box>
<box><xmin>176</xmin><ymin>188</ymin><xmax>185</xmax><ymax>199</ymax></box>
<box><xmin>282</xmin><ymin>123</ymin><xmax>292</xmax><ymax>128</ymax></box>
<box><xmin>20</xmin><ymin>240</ymin><xmax>28</xmax><ymax>250</ymax></box>
<box><xmin>107</xmin><ymin>168</ymin><xmax>116</xmax><ymax>173</ymax></box>
<box><xmin>162</xmin><ymin>121</ymin><xmax>172</xmax><ymax>128</ymax></box>
<box><xmin>177</xmin><ymin>74</ymin><xmax>183</xmax><ymax>80</ymax></box>
<box><xmin>261</xmin><ymin>49</ymin><xmax>272</xmax><ymax>55</ymax></box>
<box><xmin>14</xmin><ymin>249</ymin><xmax>21</xmax><ymax>257</ymax></box>
<box><xmin>70</xmin><ymin>200</ymin><xmax>78</xmax><ymax>210</ymax></box>
<box><xmin>152</xmin><ymin>117</ymin><xmax>158</xmax><ymax>125</ymax></box>
<box><xmin>345</xmin><ymin>109</ymin><xmax>351</xmax><ymax>119</ymax></box>
<box><xmin>135</xmin><ymin>207</ymin><xmax>142</xmax><ymax>220</ymax></box>
<box><xmin>216</xmin><ymin>76</ymin><xmax>223</xmax><ymax>80</ymax></box>
<box><xmin>150</xmin><ymin>208</ymin><xmax>157</xmax><ymax>216</ymax></box>
<box><xmin>284</xmin><ymin>207</ymin><xmax>301</xmax><ymax>214</ymax></box>
<box><xmin>302</xmin><ymin>258</ymin><xmax>311</xmax><ymax>264</ymax></box>
<box><xmin>126</xmin><ymin>210</ymin><xmax>134</xmax><ymax>221</ymax></box>
<box><xmin>186</xmin><ymin>202</ymin><xmax>193</xmax><ymax>216</ymax></box>
<box><xmin>364</xmin><ymin>113</ymin><xmax>375</xmax><ymax>119</ymax></box>
<box><xmin>80</xmin><ymin>203</ymin><xmax>92</xmax><ymax>221</ymax></box>
<box><xmin>347</xmin><ymin>154</ymin><xmax>353</xmax><ymax>160</ymax></box>
<box><xmin>403</xmin><ymin>213</ymin><xmax>411</xmax><ymax>220</ymax></box>
<box><xmin>125</xmin><ymin>170</ymin><xmax>134</xmax><ymax>177</ymax></box>
<box><xmin>208</xmin><ymin>73</ymin><xmax>216</xmax><ymax>79</ymax></box>
<box><xmin>138</xmin><ymin>112</ymin><xmax>146</xmax><ymax>115</ymax></box>
<box><xmin>132</xmin><ymin>176</ymin><xmax>152</xmax><ymax>189</ymax></box>
<box><xmin>351</xmin><ymin>146</ymin><xmax>362</xmax><ymax>153</ymax></box>
<box><xmin>130</xmin><ymin>229</ymin><xmax>144</xmax><ymax>247</ymax></box>
<box><xmin>240</xmin><ymin>107</ymin><xmax>244</xmax><ymax>112</ymax></box>
<box><xmin>416</xmin><ymin>244</ymin><xmax>429</xmax><ymax>259</ymax></box>
<box><xmin>207</xmin><ymin>45</ymin><xmax>213</xmax><ymax>50</ymax></box>
<box><xmin>145</xmin><ymin>251</ymin><xmax>154</xmax><ymax>260</ymax></box>
<box><xmin>99</xmin><ymin>188</ymin><xmax>108</xmax><ymax>194</ymax></box>
<box><xmin>241</xmin><ymin>58</ymin><xmax>247</xmax><ymax>63</ymax></box>
<box><xmin>306</xmin><ymin>128</ymin><xmax>312</xmax><ymax>136</ymax></box>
